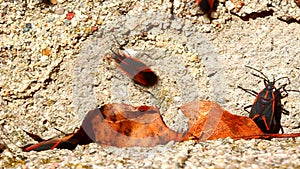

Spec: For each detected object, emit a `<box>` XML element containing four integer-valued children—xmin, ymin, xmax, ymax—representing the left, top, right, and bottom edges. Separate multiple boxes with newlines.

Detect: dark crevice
<box><xmin>277</xmin><ymin>17</ymin><xmax>300</xmax><ymax>24</ymax></box>
<box><xmin>170</xmin><ymin>0</ymin><xmax>174</xmax><ymax>15</ymax></box>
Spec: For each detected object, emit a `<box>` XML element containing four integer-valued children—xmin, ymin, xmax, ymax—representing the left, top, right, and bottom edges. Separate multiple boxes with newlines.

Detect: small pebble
<box><xmin>50</xmin><ymin>0</ymin><xmax>58</xmax><ymax>4</ymax></box>
<box><xmin>22</xmin><ymin>28</ymin><xmax>28</xmax><ymax>33</ymax></box>
<box><xmin>55</xmin><ymin>8</ymin><xmax>65</xmax><ymax>15</ymax></box>
<box><xmin>85</xmin><ymin>27</ymin><xmax>91</xmax><ymax>34</ymax></box>
<box><xmin>87</xmin><ymin>14</ymin><xmax>92</xmax><ymax>19</ymax></box>
<box><xmin>71</xmin><ymin>20</ymin><xmax>78</xmax><ymax>27</ymax></box>
<box><xmin>41</xmin><ymin>44</ymin><xmax>47</xmax><ymax>50</ymax></box>
<box><xmin>97</xmin><ymin>20</ymin><xmax>103</xmax><ymax>25</ymax></box>
<box><xmin>91</xmin><ymin>26</ymin><xmax>98</xmax><ymax>32</ymax></box>
<box><xmin>66</xmin><ymin>11</ymin><xmax>75</xmax><ymax>20</ymax></box>
<box><xmin>64</xmin><ymin>20</ymin><xmax>71</xmax><ymax>26</ymax></box>
<box><xmin>48</xmin><ymin>17</ymin><xmax>55</xmax><ymax>22</ymax></box>
<box><xmin>42</xmin><ymin>48</ymin><xmax>51</xmax><ymax>56</ymax></box>
<box><xmin>189</xmin><ymin>55</ymin><xmax>199</xmax><ymax>62</ymax></box>
<box><xmin>25</xmin><ymin>23</ymin><xmax>32</xmax><ymax>29</ymax></box>
<box><xmin>40</xmin><ymin>55</ymin><xmax>48</xmax><ymax>62</ymax></box>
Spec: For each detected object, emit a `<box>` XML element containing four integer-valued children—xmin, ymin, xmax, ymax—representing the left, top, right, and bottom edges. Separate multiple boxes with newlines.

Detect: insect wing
<box><xmin>23</xmin><ymin>130</ymin><xmax>45</xmax><ymax>142</ymax></box>
<box><xmin>249</xmin><ymin>89</ymin><xmax>266</xmax><ymax>118</ymax></box>
<box><xmin>111</xmin><ymin>51</ymin><xmax>158</xmax><ymax>87</ymax></box>
<box><xmin>23</xmin><ymin>139</ymin><xmax>61</xmax><ymax>152</ymax></box>
<box><xmin>23</xmin><ymin>139</ymin><xmax>77</xmax><ymax>152</ymax></box>
<box><xmin>116</xmin><ymin>55</ymin><xmax>149</xmax><ymax>79</ymax></box>
<box><xmin>132</xmin><ymin>69</ymin><xmax>158</xmax><ymax>86</ymax></box>
<box><xmin>260</xmin><ymin>100</ymin><xmax>275</xmax><ymax>130</ymax></box>
<box><xmin>250</xmin><ymin>88</ymin><xmax>275</xmax><ymax>132</ymax></box>
<box><xmin>262</xmin><ymin>90</ymin><xmax>275</xmax><ymax>126</ymax></box>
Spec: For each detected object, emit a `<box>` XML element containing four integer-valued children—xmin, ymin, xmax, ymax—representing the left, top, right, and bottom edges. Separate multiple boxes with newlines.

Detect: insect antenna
<box><xmin>110</xmin><ymin>35</ymin><xmax>135</xmax><ymax>60</ymax></box>
<box><xmin>245</xmin><ymin>65</ymin><xmax>269</xmax><ymax>82</ymax></box>
<box><xmin>250</xmin><ymin>73</ymin><xmax>269</xmax><ymax>83</ymax></box>
<box><xmin>111</xmin><ymin>34</ymin><xmax>128</xmax><ymax>51</ymax></box>
<box><xmin>109</xmin><ymin>34</ymin><xmax>158</xmax><ymax>87</ymax></box>
<box><xmin>287</xmin><ymin>89</ymin><xmax>300</xmax><ymax>92</ymax></box>
<box><xmin>274</xmin><ymin>76</ymin><xmax>290</xmax><ymax>84</ymax></box>
<box><xmin>237</xmin><ymin>86</ymin><xmax>258</xmax><ymax>97</ymax></box>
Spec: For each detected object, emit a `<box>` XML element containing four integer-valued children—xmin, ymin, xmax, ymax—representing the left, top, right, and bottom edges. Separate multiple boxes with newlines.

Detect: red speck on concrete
<box><xmin>91</xmin><ymin>26</ymin><xmax>98</xmax><ymax>32</ymax></box>
<box><xmin>66</xmin><ymin>11</ymin><xmax>75</xmax><ymax>20</ymax></box>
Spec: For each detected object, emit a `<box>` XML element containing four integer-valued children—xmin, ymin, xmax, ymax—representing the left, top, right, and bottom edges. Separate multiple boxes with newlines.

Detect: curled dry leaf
<box><xmin>22</xmin><ymin>100</ymin><xmax>300</xmax><ymax>151</ymax></box>
<box><xmin>81</xmin><ymin>103</ymin><xmax>185</xmax><ymax>147</ymax></box>
<box><xmin>181</xmin><ymin>100</ymin><xmax>300</xmax><ymax>140</ymax></box>
<box><xmin>181</xmin><ymin>100</ymin><xmax>265</xmax><ymax>141</ymax></box>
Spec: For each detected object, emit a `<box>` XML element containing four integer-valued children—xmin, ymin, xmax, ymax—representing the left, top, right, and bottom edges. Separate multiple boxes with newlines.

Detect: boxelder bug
<box><xmin>195</xmin><ymin>0</ymin><xmax>217</xmax><ymax>13</ymax></box>
<box><xmin>109</xmin><ymin>35</ymin><xmax>158</xmax><ymax>87</ymax></box>
<box><xmin>110</xmin><ymin>49</ymin><xmax>158</xmax><ymax>87</ymax></box>
<box><xmin>238</xmin><ymin>66</ymin><xmax>300</xmax><ymax>134</ymax></box>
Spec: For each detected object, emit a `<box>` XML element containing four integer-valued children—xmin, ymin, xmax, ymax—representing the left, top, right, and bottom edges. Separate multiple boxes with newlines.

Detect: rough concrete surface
<box><xmin>0</xmin><ymin>0</ymin><xmax>300</xmax><ymax>168</ymax></box>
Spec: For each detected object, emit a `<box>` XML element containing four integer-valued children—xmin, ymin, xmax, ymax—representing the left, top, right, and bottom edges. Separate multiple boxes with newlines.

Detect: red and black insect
<box><xmin>21</xmin><ymin>127</ymin><xmax>92</xmax><ymax>152</ymax></box>
<box><xmin>238</xmin><ymin>66</ymin><xmax>299</xmax><ymax>134</ymax></box>
<box><xmin>110</xmin><ymin>49</ymin><xmax>158</xmax><ymax>87</ymax></box>
<box><xmin>21</xmin><ymin>130</ymin><xmax>76</xmax><ymax>152</ymax></box>
<box><xmin>109</xmin><ymin>35</ymin><xmax>158</xmax><ymax>87</ymax></box>
<box><xmin>195</xmin><ymin>0</ymin><xmax>217</xmax><ymax>13</ymax></box>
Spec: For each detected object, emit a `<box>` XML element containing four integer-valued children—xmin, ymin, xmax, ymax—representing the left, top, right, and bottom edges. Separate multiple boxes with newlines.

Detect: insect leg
<box><xmin>276</xmin><ymin>84</ymin><xmax>289</xmax><ymax>99</ymax></box>
<box><xmin>243</xmin><ymin>105</ymin><xmax>252</xmax><ymax>113</ymax></box>
<box><xmin>280</xmin><ymin>126</ymin><xmax>284</xmax><ymax>134</ymax></box>
<box><xmin>282</xmin><ymin>108</ymin><xmax>290</xmax><ymax>115</ymax></box>
<box><xmin>112</xmin><ymin>34</ymin><xmax>127</xmax><ymax>50</ymax></box>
